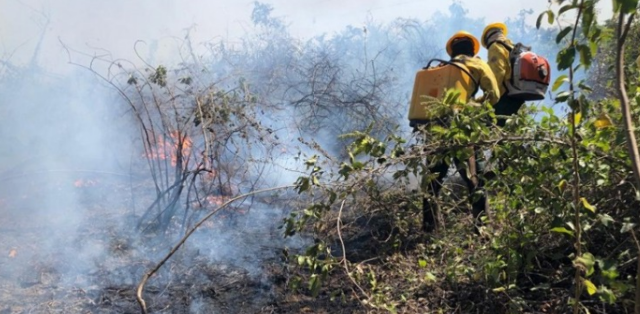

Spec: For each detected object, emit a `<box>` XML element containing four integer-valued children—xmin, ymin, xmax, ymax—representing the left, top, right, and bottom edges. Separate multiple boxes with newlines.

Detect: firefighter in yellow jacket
<box><xmin>446</xmin><ymin>32</ymin><xmax>500</xmax><ymax>105</ymax></box>
<box><xmin>482</xmin><ymin>22</ymin><xmax>525</xmax><ymax>127</ymax></box>
<box><xmin>420</xmin><ymin>31</ymin><xmax>499</xmax><ymax>233</ymax></box>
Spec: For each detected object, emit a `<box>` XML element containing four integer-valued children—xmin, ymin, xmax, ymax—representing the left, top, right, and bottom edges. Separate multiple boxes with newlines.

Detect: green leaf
<box><xmin>305</xmin><ymin>155</ymin><xmax>318</xmax><ymax>166</ymax></box>
<box><xmin>430</xmin><ymin>125</ymin><xmax>447</xmax><ymax>134</ymax></box>
<box><xmin>613</xmin><ymin>0</ymin><xmax>621</xmax><ymax>12</ymax></box>
<box><xmin>552</xmin><ymin>74</ymin><xmax>569</xmax><ymax>92</ymax></box>
<box><xmin>550</xmin><ymin>227</ymin><xmax>575</xmax><ymax>236</ymax></box>
<box><xmin>616</xmin><ymin>0</ymin><xmax>639</xmax><ymax>13</ymax></box>
<box><xmin>547</xmin><ymin>10</ymin><xmax>555</xmax><ymax>24</ymax></box>
<box><xmin>559</xmin><ymin>3</ymin><xmax>577</xmax><ymax>15</ymax></box>
<box><xmin>575</xmin><ymin>253</ymin><xmax>596</xmax><ymax>277</ymax></box>
<box><xmin>577</xmin><ymin>44</ymin><xmax>593</xmax><ymax>68</ymax></box>
<box><xmin>556</xmin><ymin>26</ymin><xmax>573</xmax><ymax>43</ymax></box>
<box><xmin>328</xmin><ymin>191</ymin><xmax>337</xmax><ymax>204</ymax></box>
<box><xmin>589</xmin><ymin>41</ymin><xmax>599</xmax><ymax>56</ymax></box>
<box><xmin>582</xmin><ymin>4</ymin><xmax>595</xmax><ymax>37</ymax></box>
<box><xmin>339</xmin><ymin>163</ymin><xmax>353</xmax><ymax>179</ymax></box>
<box><xmin>536</xmin><ymin>11</ymin><xmax>546</xmax><ymax>29</ymax></box>
<box><xmin>580</xmin><ymin>197</ymin><xmax>596</xmax><ymax>213</ymax></box>
<box><xmin>621</xmin><ymin>222</ymin><xmax>636</xmax><ymax>233</ymax></box>
<box><xmin>598</xmin><ymin>286</ymin><xmax>617</xmax><ymax>303</ymax></box>
<box><xmin>555</xmin><ymin>91</ymin><xmax>571</xmax><ymax>103</ymax></box>
<box><xmin>578</xmin><ymin>80</ymin><xmax>593</xmax><ymax>92</ymax></box>
<box><xmin>296</xmin><ymin>177</ymin><xmax>310</xmax><ymax>194</ymax></box>
<box><xmin>418</xmin><ymin>259</ymin><xmax>427</xmax><ymax>268</ymax></box>
<box><xmin>309</xmin><ymin>274</ymin><xmax>321</xmax><ymax>297</ymax></box>
<box><xmin>596</xmin><ymin>258</ymin><xmax>620</xmax><ymax>280</ymax></box>
<box><xmin>557</xmin><ymin>46</ymin><xmax>576</xmax><ymax>71</ymax></box>
<box><xmin>584</xmin><ymin>279</ymin><xmax>597</xmax><ymax>295</ymax></box>
<box><xmin>591</xmin><ymin>26</ymin><xmax>605</xmax><ymax>45</ymax></box>
<box><xmin>598</xmin><ymin>213</ymin><xmax>614</xmax><ymax>227</ymax></box>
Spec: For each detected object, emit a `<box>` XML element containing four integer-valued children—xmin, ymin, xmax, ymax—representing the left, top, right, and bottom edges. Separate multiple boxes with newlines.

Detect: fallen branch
<box><xmin>136</xmin><ymin>184</ymin><xmax>295</xmax><ymax>314</ymax></box>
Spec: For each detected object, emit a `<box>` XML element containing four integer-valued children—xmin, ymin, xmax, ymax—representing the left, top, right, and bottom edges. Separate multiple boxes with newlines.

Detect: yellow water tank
<box><xmin>408</xmin><ymin>62</ymin><xmax>475</xmax><ymax>126</ymax></box>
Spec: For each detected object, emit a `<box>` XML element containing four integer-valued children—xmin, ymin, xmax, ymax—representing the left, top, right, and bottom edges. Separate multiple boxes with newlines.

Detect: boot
<box><xmin>422</xmin><ymin>197</ymin><xmax>439</xmax><ymax>232</ymax></box>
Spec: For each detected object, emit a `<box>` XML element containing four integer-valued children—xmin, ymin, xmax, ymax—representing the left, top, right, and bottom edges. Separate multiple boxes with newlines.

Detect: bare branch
<box><xmin>136</xmin><ymin>185</ymin><xmax>295</xmax><ymax>314</ymax></box>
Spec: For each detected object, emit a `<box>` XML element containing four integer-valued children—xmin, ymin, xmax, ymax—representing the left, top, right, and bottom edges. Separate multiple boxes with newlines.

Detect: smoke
<box><xmin>0</xmin><ymin>0</ymin><xmax>610</xmax><ymax>312</ymax></box>
<box><xmin>0</xmin><ymin>55</ymin><xmax>140</xmax><ymax>309</ymax></box>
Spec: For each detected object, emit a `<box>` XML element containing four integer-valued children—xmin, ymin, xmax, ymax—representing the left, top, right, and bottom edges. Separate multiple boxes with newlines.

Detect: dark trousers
<box><xmin>488</xmin><ymin>94</ymin><xmax>526</xmax><ymax>177</ymax></box>
<box><xmin>493</xmin><ymin>94</ymin><xmax>525</xmax><ymax>127</ymax></box>
<box><xmin>422</xmin><ymin>148</ymin><xmax>487</xmax><ymax>233</ymax></box>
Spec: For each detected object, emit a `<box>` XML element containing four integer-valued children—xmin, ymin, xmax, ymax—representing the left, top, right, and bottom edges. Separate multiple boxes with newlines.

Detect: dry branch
<box><xmin>135</xmin><ymin>185</ymin><xmax>295</xmax><ymax>314</ymax></box>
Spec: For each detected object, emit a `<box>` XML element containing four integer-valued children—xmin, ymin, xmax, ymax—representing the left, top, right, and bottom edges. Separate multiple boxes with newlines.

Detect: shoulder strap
<box><xmin>449</xmin><ymin>59</ymin><xmax>480</xmax><ymax>97</ymax></box>
<box><xmin>494</xmin><ymin>41</ymin><xmax>523</xmax><ymax>88</ymax></box>
<box><xmin>494</xmin><ymin>40</ymin><xmax>513</xmax><ymax>52</ymax></box>
<box><xmin>426</xmin><ymin>58</ymin><xmax>480</xmax><ymax>98</ymax></box>
<box><xmin>425</xmin><ymin>58</ymin><xmax>480</xmax><ymax>98</ymax></box>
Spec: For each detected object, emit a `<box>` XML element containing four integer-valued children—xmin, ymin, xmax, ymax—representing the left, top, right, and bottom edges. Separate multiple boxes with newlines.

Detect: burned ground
<box><xmin>0</xmin><ymin>172</ymin><xmax>338</xmax><ymax>314</ymax></box>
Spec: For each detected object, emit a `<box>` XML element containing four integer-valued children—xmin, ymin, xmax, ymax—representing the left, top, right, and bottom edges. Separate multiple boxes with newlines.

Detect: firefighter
<box><xmin>446</xmin><ymin>31</ymin><xmax>501</xmax><ymax>105</ymax></box>
<box><xmin>420</xmin><ymin>31</ymin><xmax>499</xmax><ymax>233</ymax></box>
<box><xmin>481</xmin><ymin>22</ymin><xmax>525</xmax><ymax>127</ymax></box>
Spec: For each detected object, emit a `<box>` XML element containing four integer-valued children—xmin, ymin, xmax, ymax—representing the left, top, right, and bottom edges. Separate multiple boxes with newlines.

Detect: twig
<box><xmin>569</xmin><ymin>3</ymin><xmax>585</xmax><ymax>313</ymax></box>
<box><xmin>336</xmin><ymin>199</ymin><xmax>369</xmax><ymax>299</ymax></box>
<box><xmin>615</xmin><ymin>9</ymin><xmax>640</xmax><ymax>314</ymax></box>
<box><xmin>135</xmin><ymin>185</ymin><xmax>295</xmax><ymax>314</ymax></box>
<box><xmin>615</xmin><ymin>8</ymin><xmax>640</xmax><ymax>193</ymax></box>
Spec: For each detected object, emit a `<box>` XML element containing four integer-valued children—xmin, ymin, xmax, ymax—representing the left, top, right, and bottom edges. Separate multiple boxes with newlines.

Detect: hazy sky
<box><xmin>1</xmin><ymin>0</ymin><xmax>614</xmax><ymax>71</ymax></box>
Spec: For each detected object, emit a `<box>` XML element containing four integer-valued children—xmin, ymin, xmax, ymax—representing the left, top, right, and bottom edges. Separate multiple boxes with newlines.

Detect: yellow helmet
<box><xmin>446</xmin><ymin>31</ymin><xmax>480</xmax><ymax>57</ymax></box>
<box><xmin>481</xmin><ymin>22</ymin><xmax>508</xmax><ymax>48</ymax></box>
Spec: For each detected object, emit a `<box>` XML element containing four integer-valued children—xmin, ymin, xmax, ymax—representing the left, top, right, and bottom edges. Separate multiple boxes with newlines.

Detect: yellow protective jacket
<box><xmin>452</xmin><ymin>55</ymin><xmax>500</xmax><ymax>105</ymax></box>
<box><xmin>487</xmin><ymin>37</ymin><xmax>514</xmax><ymax>97</ymax></box>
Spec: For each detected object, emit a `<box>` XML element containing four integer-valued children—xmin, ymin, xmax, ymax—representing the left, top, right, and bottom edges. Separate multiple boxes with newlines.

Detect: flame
<box><xmin>146</xmin><ymin>131</ymin><xmax>193</xmax><ymax>167</ymax></box>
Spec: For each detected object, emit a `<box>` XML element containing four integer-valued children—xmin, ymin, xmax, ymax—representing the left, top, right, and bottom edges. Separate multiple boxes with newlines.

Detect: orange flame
<box><xmin>146</xmin><ymin>131</ymin><xmax>193</xmax><ymax>167</ymax></box>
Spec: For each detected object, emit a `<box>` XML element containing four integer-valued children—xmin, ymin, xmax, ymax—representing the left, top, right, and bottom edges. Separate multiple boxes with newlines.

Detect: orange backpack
<box><xmin>497</xmin><ymin>41</ymin><xmax>551</xmax><ymax>101</ymax></box>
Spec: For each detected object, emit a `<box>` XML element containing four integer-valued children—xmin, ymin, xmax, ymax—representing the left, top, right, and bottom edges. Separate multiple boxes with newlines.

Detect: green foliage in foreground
<box><xmin>284</xmin><ymin>88</ymin><xmax>639</xmax><ymax>312</ymax></box>
<box><xmin>281</xmin><ymin>1</ymin><xmax>640</xmax><ymax>312</ymax></box>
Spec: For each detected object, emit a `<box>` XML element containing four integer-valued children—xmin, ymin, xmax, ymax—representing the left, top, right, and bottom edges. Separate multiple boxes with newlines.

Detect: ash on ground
<box><xmin>0</xmin><ymin>175</ymin><xmax>308</xmax><ymax>314</ymax></box>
